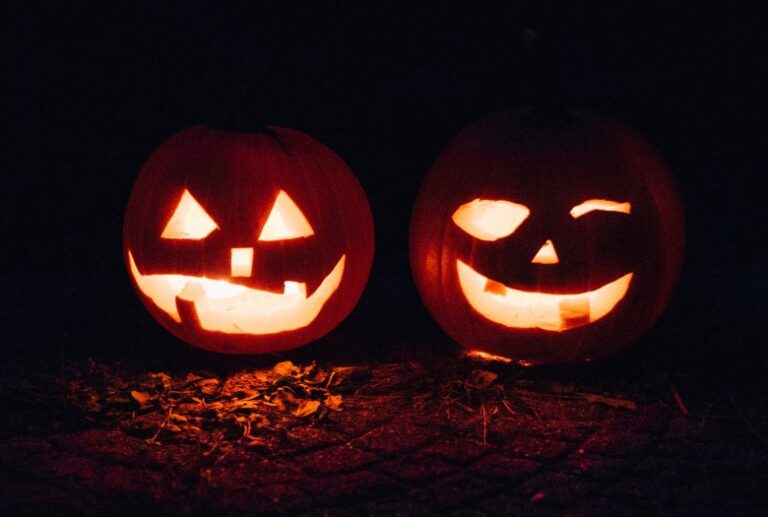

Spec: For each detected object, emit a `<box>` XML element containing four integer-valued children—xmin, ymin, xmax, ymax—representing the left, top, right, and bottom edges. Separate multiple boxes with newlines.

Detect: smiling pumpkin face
<box><xmin>410</xmin><ymin>110</ymin><xmax>684</xmax><ymax>364</ymax></box>
<box><xmin>124</xmin><ymin>126</ymin><xmax>374</xmax><ymax>354</ymax></box>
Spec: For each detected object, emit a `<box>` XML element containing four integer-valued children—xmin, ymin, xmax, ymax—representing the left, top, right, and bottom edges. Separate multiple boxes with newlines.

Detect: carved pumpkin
<box><xmin>124</xmin><ymin>126</ymin><xmax>374</xmax><ymax>354</ymax></box>
<box><xmin>410</xmin><ymin>109</ymin><xmax>684</xmax><ymax>364</ymax></box>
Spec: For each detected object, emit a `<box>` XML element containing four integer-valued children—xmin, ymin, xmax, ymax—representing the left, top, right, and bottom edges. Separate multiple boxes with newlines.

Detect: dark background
<box><xmin>2</xmin><ymin>3</ymin><xmax>765</xmax><ymax>370</ymax></box>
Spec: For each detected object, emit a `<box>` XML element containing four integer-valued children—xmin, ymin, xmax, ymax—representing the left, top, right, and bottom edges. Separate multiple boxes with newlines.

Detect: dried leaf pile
<box><xmin>65</xmin><ymin>360</ymin><xmax>362</xmax><ymax>453</ymax></box>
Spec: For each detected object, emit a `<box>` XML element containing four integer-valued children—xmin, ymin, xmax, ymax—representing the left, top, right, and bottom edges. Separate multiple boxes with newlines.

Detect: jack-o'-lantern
<box><xmin>410</xmin><ymin>109</ymin><xmax>684</xmax><ymax>364</ymax></box>
<box><xmin>124</xmin><ymin>126</ymin><xmax>374</xmax><ymax>354</ymax></box>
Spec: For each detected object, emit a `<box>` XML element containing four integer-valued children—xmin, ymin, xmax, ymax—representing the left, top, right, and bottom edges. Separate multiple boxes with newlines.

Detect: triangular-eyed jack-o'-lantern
<box><xmin>124</xmin><ymin>126</ymin><xmax>374</xmax><ymax>354</ymax></box>
<box><xmin>410</xmin><ymin>109</ymin><xmax>684</xmax><ymax>364</ymax></box>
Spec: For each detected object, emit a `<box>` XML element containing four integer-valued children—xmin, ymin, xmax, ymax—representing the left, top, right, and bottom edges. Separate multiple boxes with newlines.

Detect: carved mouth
<box><xmin>456</xmin><ymin>260</ymin><xmax>633</xmax><ymax>332</ymax></box>
<box><xmin>128</xmin><ymin>251</ymin><xmax>345</xmax><ymax>334</ymax></box>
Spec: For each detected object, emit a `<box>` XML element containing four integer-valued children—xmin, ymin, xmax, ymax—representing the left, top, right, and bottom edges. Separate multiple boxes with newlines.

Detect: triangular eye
<box><xmin>258</xmin><ymin>190</ymin><xmax>315</xmax><ymax>241</ymax></box>
<box><xmin>161</xmin><ymin>189</ymin><xmax>219</xmax><ymax>240</ymax></box>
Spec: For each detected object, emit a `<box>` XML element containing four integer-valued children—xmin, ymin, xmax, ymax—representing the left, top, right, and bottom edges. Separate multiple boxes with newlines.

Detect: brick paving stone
<box><xmin>51</xmin><ymin>429</ymin><xmax>146</xmax><ymax>464</ymax></box>
<box><xmin>41</xmin><ymin>453</ymin><xmax>103</xmax><ymax>482</ymax></box>
<box><xmin>0</xmin><ymin>472</ymin><xmax>177</xmax><ymax>517</ymax></box>
<box><xmin>208</xmin><ymin>483</ymin><xmax>314</xmax><ymax>515</ymax></box>
<box><xmin>515</xmin><ymin>471</ymin><xmax>600</xmax><ymax>505</ymax></box>
<box><xmin>558</xmin><ymin>452</ymin><xmax>628</xmax><ymax>480</ymax></box>
<box><xmin>444</xmin><ymin>507</ymin><xmax>491</xmax><ymax>517</ymax></box>
<box><xmin>671</xmin><ymin>475</ymin><xmax>768</xmax><ymax>517</ymax></box>
<box><xmin>374</xmin><ymin>451</ymin><xmax>460</xmax><ymax>483</ymax></box>
<box><xmin>0</xmin><ymin>437</ymin><xmax>104</xmax><ymax>482</ymax></box>
<box><xmin>479</xmin><ymin>493</ymin><xmax>555</xmax><ymax>516</ymax></box>
<box><xmin>504</xmin><ymin>435</ymin><xmax>571</xmax><ymax>461</ymax></box>
<box><xmin>291</xmin><ymin>506</ymin><xmax>360</xmax><ymax>517</ymax></box>
<box><xmin>326</xmin><ymin>394</ymin><xmax>404</xmax><ymax>436</ymax></box>
<box><xmin>304</xmin><ymin>470</ymin><xmax>401</xmax><ymax>506</ymax></box>
<box><xmin>409</xmin><ymin>474</ymin><xmax>498</xmax><ymax>509</ymax></box>
<box><xmin>99</xmin><ymin>464</ymin><xmax>165</xmax><ymax>494</ymax></box>
<box><xmin>528</xmin><ymin>398</ymin><xmax>599</xmax><ymax>421</ymax></box>
<box><xmin>563</xmin><ymin>495</ymin><xmax>645</xmax><ymax>517</ymax></box>
<box><xmin>364</xmin><ymin>498</ymin><xmax>434</xmax><ymax>517</ymax></box>
<box><xmin>354</xmin><ymin>423</ymin><xmax>438</xmax><ymax>456</ymax></box>
<box><xmin>606</xmin><ymin>476</ymin><xmax>687</xmax><ymax>512</ymax></box>
<box><xmin>297</xmin><ymin>443</ymin><xmax>378</xmax><ymax>475</ymax></box>
<box><xmin>702</xmin><ymin>443</ymin><xmax>768</xmax><ymax>471</ymax></box>
<box><xmin>632</xmin><ymin>454</ymin><xmax>706</xmax><ymax>479</ymax></box>
<box><xmin>468</xmin><ymin>453</ymin><xmax>542</xmax><ymax>480</ymax></box>
<box><xmin>283</xmin><ymin>425</ymin><xmax>346</xmax><ymax>452</ymax></box>
<box><xmin>599</xmin><ymin>405</ymin><xmax>671</xmax><ymax>434</ymax></box>
<box><xmin>422</xmin><ymin>436</ymin><xmax>495</xmax><ymax>464</ymax></box>
<box><xmin>524</xmin><ymin>418</ymin><xmax>595</xmax><ymax>442</ymax></box>
<box><xmin>295</xmin><ymin>507</ymin><xmax>359</xmax><ymax>517</ymax></box>
<box><xmin>484</xmin><ymin>415</ymin><xmax>527</xmax><ymax>441</ymax></box>
<box><xmin>209</xmin><ymin>458</ymin><xmax>306</xmax><ymax>486</ymax></box>
<box><xmin>579</xmin><ymin>429</ymin><xmax>654</xmax><ymax>458</ymax></box>
<box><xmin>664</xmin><ymin>415</ymin><xmax>745</xmax><ymax>443</ymax></box>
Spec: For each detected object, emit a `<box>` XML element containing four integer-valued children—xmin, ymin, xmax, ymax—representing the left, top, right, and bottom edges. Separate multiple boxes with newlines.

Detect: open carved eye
<box><xmin>452</xmin><ymin>198</ymin><xmax>530</xmax><ymax>241</ymax></box>
<box><xmin>161</xmin><ymin>189</ymin><xmax>219</xmax><ymax>239</ymax></box>
<box><xmin>258</xmin><ymin>190</ymin><xmax>315</xmax><ymax>241</ymax></box>
<box><xmin>570</xmin><ymin>199</ymin><xmax>631</xmax><ymax>218</ymax></box>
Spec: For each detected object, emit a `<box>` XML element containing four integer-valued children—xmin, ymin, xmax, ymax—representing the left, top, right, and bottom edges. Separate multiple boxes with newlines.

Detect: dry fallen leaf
<box><xmin>273</xmin><ymin>361</ymin><xmax>300</xmax><ymax>378</ymax></box>
<box><xmin>466</xmin><ymin>369</ymin><xmax>498</xmax><ymax>389</ymax></box>
<box><xmin>292</xmin><ymin>399</ymin><xmax>321</xmax><ymax>417</ymax></box>
<box><xmin>65</xmin><ymin>359</ymin><xmax>355</xmax><ymax>456</ymax></box>
<box><xmin>325</xmin><ymin>393</ymin><xmax>343</xmax><ymax>411</ymax></box>
<box><xmin>184</xmin><ymin>373</ymin><xmax>204</xmax><ymax>385</ymax></box>
<box><xmin>130</xmin><ymin>390</ymin><xmax>151</xmax><ymax>407</ymax></box>
<box><xmin>197</xmin><ymin>379</ymin><xmax>221</xmax><ymax>396</ymax></box>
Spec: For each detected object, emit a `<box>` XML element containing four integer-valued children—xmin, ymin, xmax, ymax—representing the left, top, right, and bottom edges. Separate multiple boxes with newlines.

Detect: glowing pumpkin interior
<box><xmin>129</xmin><ymin>189</ymin><xmax>345</xmax><ymax>335</ymax></box>
<box><xmin>452</xmin><ymin>197</ymin><xmax>633</xmax><ymax>332</ymax></box>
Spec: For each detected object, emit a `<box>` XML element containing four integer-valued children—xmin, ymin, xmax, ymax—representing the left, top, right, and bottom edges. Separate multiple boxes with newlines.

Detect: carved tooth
<box><xmin>559</xmin><ymin>297</ymin><xmax>590</xmax><ymax>329</ymax></box>
<box><xmin>484</xmin><ymin>277</ymin><xmax>508</xmax><ymax>296</ymax></box>
<box><xmin>284</xmin><ymin>281</ymin><xmax>307</xmax><ymax>298</ymax></box>
<box><xmin>178</xmin><ymin>281</ymin><xmax>205</xmax><ymax>301</ymax></box>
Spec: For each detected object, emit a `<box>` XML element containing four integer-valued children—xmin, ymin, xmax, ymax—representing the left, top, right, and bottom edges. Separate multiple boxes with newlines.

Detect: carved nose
<box><xmin>531</xmin><ymin>239</ymin><xmax>559</xmax><ymax>264</ymax></box>
<box><xmin>231</xmin><ymin>248</ymin><xmax>254</xmax><ymax>277</ymax></box>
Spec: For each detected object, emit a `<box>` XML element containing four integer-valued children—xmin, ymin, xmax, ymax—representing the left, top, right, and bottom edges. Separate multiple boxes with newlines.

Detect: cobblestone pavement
<box><xmin>1</xmin><ymin>348</ymin><xmax>767</xmax><ymax>516</ymax></box>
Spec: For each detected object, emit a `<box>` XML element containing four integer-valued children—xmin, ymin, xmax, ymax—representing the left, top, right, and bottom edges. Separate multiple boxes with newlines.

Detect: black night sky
<box><xmin>2</xmin><ymin>3</ymin><xmax>766</xmax><ymax>367</ymax></box>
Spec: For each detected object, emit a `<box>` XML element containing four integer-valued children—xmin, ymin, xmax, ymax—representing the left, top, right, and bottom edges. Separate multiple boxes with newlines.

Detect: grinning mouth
<box><xmin>128</xmin><ymin>251</ymin><xmax>345</xmax><ymax>334</ymax></box>
<box><xmin>456</xmin><ymin>260</ymin><xmax>633</xmax><ymax>332</ymax></box>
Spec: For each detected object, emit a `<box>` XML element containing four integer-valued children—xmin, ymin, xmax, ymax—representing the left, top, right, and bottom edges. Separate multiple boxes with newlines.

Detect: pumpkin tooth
<box><xmin>483</xmin><ymin>277</ymin><xmax>508</xmax><ymax>296</ymax></box>
<box><xmin>283</xmin><ymin>281</ymin><xmax>307</xmax><ymax>298</ymax></box>
<box><xmin>559</xmin><ymin>297</ymin><xmax>590</xmax><ymax>329</ymax></box>
<box><xmin>178</xmin><ymin>281</ymin><xmax>205</xmax><ymax>301</ymax></box>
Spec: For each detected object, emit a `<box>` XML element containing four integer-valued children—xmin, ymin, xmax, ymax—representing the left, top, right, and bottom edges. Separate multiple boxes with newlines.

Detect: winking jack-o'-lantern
<box><xmin>124</xmin><ymin>126</ymin><xmax>374</xmax><ymax>354</ymax></box>
<box><xmin>410</xmin><ymin>109</ymin><xmax>684</xmax><ymax>364</ymax></box>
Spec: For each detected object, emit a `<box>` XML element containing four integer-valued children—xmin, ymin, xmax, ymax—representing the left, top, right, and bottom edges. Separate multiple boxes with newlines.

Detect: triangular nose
<box><xmin>531</xmin><ymin>239</ymin><xmax>559</xmax><ymax>264</ymax></box>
